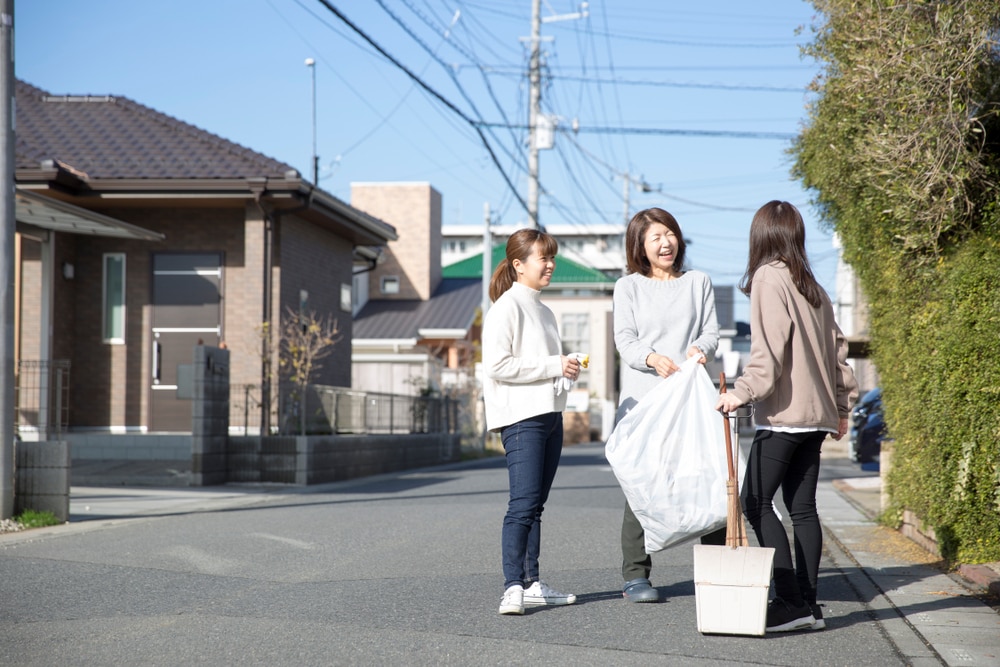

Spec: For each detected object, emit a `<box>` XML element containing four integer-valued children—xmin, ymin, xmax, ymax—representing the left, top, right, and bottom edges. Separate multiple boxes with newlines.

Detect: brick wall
<box><xmin>59</xmin><ymin>207</ymin><xmax>247</xmax><ymax>430</ymax></box>
<box><xmin>24</xmin><ymin>200</ymin><xmax>362</xmax><ymax>434</ymax></box>
<box><xmin>350</xmin><ymin>182</ymin><xmax>442</xmax><ymax>301</ymax></box>
<box><xmin>277</xmin><ymin>214</ymin><xmax>354</xmax><ymax>388</ymax></box>
<box><xmin>17</xmin><ymin>237</ymin><xmax>41</xmax><ymax>361</ymax></box>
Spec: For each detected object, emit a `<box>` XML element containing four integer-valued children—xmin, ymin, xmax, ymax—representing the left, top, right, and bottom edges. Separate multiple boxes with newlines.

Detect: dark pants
<box><xmin>500</xmin><ymin>412</ymin><xmax>564</xmax><ymax>591</ymax></box>
<box><xmin>741</xmin><ymin>429</ymin><xmax>825</xmax><ymax>605</ymax></box>
<box><xmin>621</xmin><ymin>505</ymin><xmax>727</xmax><ymax>581</ymax></box>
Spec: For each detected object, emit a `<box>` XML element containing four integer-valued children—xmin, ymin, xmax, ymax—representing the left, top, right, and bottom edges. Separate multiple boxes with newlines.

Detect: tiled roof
<box><xmin>442</xmin><ymin>245</ymin><xmax>614</xmax><ymax>284</ymax></box>
<box><xmin>15</xmin><ymin>80</ymin><xmax>296</xmax><ymax>180</ymax></box>
<box><xmin>353</xmin><ymin>278</ymin><xmax>481</xmax><ymax>340</ymax></box>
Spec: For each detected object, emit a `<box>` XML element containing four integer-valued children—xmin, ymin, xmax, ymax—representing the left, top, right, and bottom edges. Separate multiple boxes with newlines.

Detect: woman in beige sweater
<box><xmin>716</xmin><ymin>201</ymin><xmax>858</xmax><ymax>633</ymax></box>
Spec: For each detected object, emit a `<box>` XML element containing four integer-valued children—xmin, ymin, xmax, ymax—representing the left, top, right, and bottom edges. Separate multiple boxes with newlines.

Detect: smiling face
<box><xmin>513</xmin><ymin>241</ymin><xmax>556</xmax><ymax>291</ymax></box>
<box><xmin>643</xmin><ymin>222</ymin><xmax>680</xmax><ymax>279</ymax></box>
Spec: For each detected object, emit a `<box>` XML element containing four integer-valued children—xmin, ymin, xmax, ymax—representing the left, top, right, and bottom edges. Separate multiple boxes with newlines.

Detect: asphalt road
<box><xmin>0</xmin><ymin>442</ymin><xmax>996</xmax><ymax>666</ymax></box>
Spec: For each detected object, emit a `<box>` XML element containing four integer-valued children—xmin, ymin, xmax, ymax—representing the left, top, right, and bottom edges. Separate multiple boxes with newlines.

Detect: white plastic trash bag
<box><xmin>605</xmin><ymin>356</ymin><xmax>729</xmax><ymax>553</ymax></box>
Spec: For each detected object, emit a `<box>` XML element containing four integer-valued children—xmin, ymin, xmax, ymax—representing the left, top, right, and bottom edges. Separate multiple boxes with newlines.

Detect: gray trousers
<box><xmin>621</xmin><ymin>503</ymin><xmax>727</xmax><ymax>581</ymax></box>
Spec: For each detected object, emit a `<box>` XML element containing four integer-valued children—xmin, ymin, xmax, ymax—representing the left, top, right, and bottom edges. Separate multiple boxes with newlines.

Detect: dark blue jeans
<box><xmin>500</xmin><ymin>412</ymin><xmax>564</xmax><ymax>590</ymax></box>
<box><xmin>741</xmin><ymin>429</ymin><xmax>826</xmax><ymax>605</ymax></box>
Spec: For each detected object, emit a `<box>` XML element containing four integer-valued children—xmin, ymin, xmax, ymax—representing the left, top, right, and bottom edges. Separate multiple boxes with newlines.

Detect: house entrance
<box><xmin>149</xmin><ymin>253</ymin><xmax>222</xmax><ymax>432</ymax></box>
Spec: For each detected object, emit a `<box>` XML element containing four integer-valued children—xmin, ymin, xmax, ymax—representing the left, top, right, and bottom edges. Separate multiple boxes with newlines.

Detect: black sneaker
<box><xmin>807</xmin><ymin>602</ymin><xmax>825</xmax><ymax>630</ymax></box>
<box><xmin>765</xmin><ymin>598</ymin><xmax>815</xmax><ymax>632</ymax></box>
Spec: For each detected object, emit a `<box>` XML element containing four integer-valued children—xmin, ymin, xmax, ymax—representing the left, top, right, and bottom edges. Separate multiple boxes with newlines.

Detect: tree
<box><xmin>792</xmin><ymin>0</ymin><xmax>1000</xmax><ymax>563</ymax></box>
<box><xmin>274</xmin><ymin>308</ymin><xmax>340</xmax><ymax>435</ymax></box>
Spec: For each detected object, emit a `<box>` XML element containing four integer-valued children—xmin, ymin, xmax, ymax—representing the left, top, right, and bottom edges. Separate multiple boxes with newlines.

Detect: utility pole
<box><xmin>623</xmin><ymin>170</ymin><xmax>630</xmax><ymax>224</ymax></box>
<box><xmin>0</xmin><ymin>0</ymin><xmax>14</xmax><ymax>519</ymax></box>
<box><xmin>621</xmin><ymin>172</ymin><xmax>657</xmax><ymax>224</ymax></box>
<box><xmin>522</xmin><ymin>1</ymin><xmax>588</xmax><ymax>230</ymax></box>
<box><xmin>305</xmin><ymin>58</ymin><xmax>318</xmax><ymax>185</ymax></box>
<box><xmin>525</xmin><ymin>0</ymin><xmax>543</xmax><ymax>229</ymax></box>
<box><xmin>482</xmin><ymin>202</ymin><xmax>492</xmax><ymax>317</ymax></box>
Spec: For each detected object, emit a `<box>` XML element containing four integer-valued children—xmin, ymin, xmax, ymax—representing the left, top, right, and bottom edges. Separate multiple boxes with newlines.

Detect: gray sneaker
<box><xmin>623</xmin><ymin>577</ymin><xmax>660</xmax><ymax>603</ymax></box>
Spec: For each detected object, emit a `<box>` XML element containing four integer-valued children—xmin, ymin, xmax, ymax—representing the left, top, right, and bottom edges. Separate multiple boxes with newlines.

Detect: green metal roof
<box><xmin>443</xmin><ymin>245</ymin><xmax>614</xmax><ymax>285</ymax></box>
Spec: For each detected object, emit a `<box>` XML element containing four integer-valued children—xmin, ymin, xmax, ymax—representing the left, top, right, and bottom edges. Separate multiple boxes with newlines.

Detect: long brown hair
<box><xmin>624</xmin><ymin>207</ymin><xmax>686</xmax><ymax>276</ymax></box>
<box><xmin>738</xmin><ymin>200</ymin><xmax>823</xmax><ymax>307</ymax></box>
<box><xmin>488</xmin><ymin>228</ymin><xmax>559</xmax><ymax>302</ymax></box>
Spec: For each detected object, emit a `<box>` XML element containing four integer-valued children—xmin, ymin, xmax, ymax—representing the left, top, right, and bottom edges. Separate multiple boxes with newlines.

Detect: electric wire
<box><xmin>374</xmin><ymin>0</ymin><xmax>528</xmax><ymax>176</ymax></box>
<box><xmin>313</xmin><ymin>0</ymin><xmax>532</xmax><ymax>219</ymax></box>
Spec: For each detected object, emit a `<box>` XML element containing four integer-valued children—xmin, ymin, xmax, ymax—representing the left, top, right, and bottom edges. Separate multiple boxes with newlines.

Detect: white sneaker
<box><xmin>523</xmin><ymin>580</ymin><xmax>577</xmax><ymax>607</ymax></box>
<box><xmin>499</xmin><ymin>584</ymin><xmax>524</xmax><ymax>615</ymax></box>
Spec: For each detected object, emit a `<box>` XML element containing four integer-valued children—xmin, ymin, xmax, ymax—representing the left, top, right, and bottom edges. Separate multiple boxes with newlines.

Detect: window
<box><xmin>561</xmin><ymin>313</ymin><xmax>589</xmax><ymax>356</ymax></box>
<box><xmin>381</xmin><ymin>275</ymin><xmax>400</xmax><ymax>295</ymax></box>
<box><xmin>103</xmin><ymin>253</ymin><xmax>126</xmax><ymax>343</ymax></box>
<box><xmin>341</xmin><ymin>283</ymin><xmax>352</xmax><ymax>312</ymax></box>
<box><xmin>562</xmin><ymin>313</ymin><xmax>590</xmax><ymax>389</ymax></box>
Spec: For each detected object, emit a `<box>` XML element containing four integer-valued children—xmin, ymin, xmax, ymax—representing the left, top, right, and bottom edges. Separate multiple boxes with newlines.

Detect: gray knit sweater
<box><xmin>613</xmin><ymin>270</ymin><xmax>720</xmax><ymax>421</ymax></box>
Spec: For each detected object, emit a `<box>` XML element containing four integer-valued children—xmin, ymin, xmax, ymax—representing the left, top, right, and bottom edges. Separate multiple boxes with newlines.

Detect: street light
<box><xmin>305</xmin><ymin>57</ymin><xmax>318</xmax><ymax>185</ymax></box>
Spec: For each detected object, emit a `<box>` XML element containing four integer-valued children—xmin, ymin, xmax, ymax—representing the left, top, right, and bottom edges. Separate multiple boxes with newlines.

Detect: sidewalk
<box><xmin>823</xmin><ymin>439</ymin><xmax>1000</xmax><ymax>601</ymax></box>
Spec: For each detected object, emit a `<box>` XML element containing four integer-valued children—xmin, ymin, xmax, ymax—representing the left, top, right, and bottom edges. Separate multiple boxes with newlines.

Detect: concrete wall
<box><xmin>191</xmin><ymin>345</ymin><xmax>230</xmax><ymax>486</ymax></box>
<box><xmin>67</xmin><ymin>433</ymin><xmax>191</xmax><ymax>460</ymax></box>
<box><xmin>227</xmin><ymin>433</ymin><xmax>461</xmax><ymax>485</ymax></box>
<box><xmin>15</xmin><ymin>441</ymin><xmax>70</xmax><ymax>522</ymax></box>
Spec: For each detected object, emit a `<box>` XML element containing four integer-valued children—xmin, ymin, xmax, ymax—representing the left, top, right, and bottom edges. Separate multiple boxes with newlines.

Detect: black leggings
<box><xmin>741</xmin><ymin>429</ymin><xmax>826</xmax><ymax>605</ymax></box>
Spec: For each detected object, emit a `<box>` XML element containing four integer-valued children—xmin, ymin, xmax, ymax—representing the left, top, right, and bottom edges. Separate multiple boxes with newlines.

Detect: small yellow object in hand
<box><xmin>580</xmin><ymin>354</ymin><xmax>589</xmax><ymax>369</ymax></box>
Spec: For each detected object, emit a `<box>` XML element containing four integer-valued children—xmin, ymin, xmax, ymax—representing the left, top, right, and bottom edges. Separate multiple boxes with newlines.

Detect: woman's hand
<box><xmin>645</xmin><ymin>352</ymin><xmax>679</xmax><ymax>378</ymax></box>
<box><xmin>715</xmin><ymin>393</ymin><xmax>743</xmax><ymax>414</ymax></box>
<box><xmin>686</xmin><ymin>346</ymin><xmax>707</xmax><ymax>364</ymax></box>
<box><xmin>834</xmin><ymin>417</ymin><xmax>849</xmax><ymax>441</ymax></box>
<box><xmin>561</xmin><ymin>355</ymin><xmax>581</xmax><ymax>380</ymax></box>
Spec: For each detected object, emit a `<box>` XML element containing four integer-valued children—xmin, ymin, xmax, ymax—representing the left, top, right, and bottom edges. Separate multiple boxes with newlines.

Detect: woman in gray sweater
<box><xmin>613</xmin><ymin>207</ymin><xmax>723</xmax><ymax>603</ymax></box>
<box><xmin>716</xmin><ymin>201</ymin><xmax>858</xmax><ymax>632</ymax></box>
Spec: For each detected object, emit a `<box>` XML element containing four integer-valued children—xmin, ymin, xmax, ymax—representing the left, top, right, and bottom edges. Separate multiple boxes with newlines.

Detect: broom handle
<box><xmin>719</xmin><ymin>373</ymin><xmax>736</xmax><ymax>482</ymax></box>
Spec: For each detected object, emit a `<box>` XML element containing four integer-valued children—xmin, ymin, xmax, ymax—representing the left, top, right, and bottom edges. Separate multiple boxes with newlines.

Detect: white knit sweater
<box><xmin>482</xmin><ymin>282</ymin><xmax>567</xmax><ymax>431</ymax></box>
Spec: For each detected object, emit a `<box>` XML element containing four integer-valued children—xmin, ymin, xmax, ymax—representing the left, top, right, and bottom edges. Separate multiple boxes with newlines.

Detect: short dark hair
<box><xmin>624</xmin><ymin>207</ymin><xmax>686</xmax><ymax>276</ymax></box>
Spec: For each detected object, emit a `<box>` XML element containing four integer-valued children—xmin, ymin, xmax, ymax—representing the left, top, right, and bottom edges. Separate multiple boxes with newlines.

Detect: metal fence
<box><xmin>11</xmin><ymin>363</ymin><xmax>460</xmax><ymax>439</ymax></box>
<box><xmin>230</xmin><ymin>383</ymin><xmax>460</xmax><ymax>436</ymax></box>
<box><xmin>15</xmin><ymin>359</ymin><xmax>71</xmax><ymax>440</ymax></box>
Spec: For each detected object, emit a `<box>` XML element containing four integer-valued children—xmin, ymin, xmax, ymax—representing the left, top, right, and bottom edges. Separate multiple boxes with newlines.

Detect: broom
<box><xmin>719</xmin><ymin>373</ymin><xmax>749</xmax><ymax>547</ymax></box>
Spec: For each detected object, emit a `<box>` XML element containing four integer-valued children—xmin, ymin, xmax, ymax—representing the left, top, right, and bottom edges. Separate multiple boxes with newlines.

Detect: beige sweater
<box><xmin>730</xmin><ymin>261</ymin><xmax>858</xmax><ymax>430</ymax></box>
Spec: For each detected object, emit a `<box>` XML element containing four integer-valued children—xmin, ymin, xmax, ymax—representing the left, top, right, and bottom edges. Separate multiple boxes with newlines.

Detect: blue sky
<box><xmin>17</xmin><ymin>1</ymin><xmax>832</xmax><ymax>318</ymax></box>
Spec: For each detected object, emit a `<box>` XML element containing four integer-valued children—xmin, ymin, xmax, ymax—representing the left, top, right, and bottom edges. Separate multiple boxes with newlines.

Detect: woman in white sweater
<box><xmin>482</xmin><ymin>229</ymin><xmax>581</xmax><ymax>616</ymax></box>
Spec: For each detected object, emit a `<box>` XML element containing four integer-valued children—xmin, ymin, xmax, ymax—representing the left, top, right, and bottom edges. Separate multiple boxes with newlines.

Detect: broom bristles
<box><xmin>726</xmin><ymin>479</ymin><xmax>749</xmax><ymax>547</ymax></box>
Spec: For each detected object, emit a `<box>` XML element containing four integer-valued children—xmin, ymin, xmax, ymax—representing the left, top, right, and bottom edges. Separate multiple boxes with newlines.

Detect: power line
<box><xmin>561</xmin><ymin>132</ymin><xmax>759</xmax><ymax>213</ymax></box>
<box><xmin>471</xmin><ymin>121</ymin><xmax>795</xmax><ymax>140</ymax></box>
<box><xmin>549</xmin><ymin>75</ymin><xmax>807</xmax><ymax>93</ymax></box>
<box><xmin>313</xmin><ymin>0</ymin><xmax>531</xmax><ymax>218</ymax></box>
<box><xmin>549</xmin><ymin>25</ymin><xmax>799</xmax><ymax>49</ymax></box>
<box><xmin>374</xmin><ymin>0</ymin><xmax>528</xmax><ymax>176</ymax></box>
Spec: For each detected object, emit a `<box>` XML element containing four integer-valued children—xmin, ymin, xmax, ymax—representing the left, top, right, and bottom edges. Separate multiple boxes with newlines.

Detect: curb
<box><xmin>958</xmin><ymin>563</ymin><xmax>1000</xmax><ymax>600</ymax></box>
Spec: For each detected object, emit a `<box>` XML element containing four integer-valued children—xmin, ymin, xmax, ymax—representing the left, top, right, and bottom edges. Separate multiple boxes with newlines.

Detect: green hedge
<box><xmin>880</xmin><ymin>236</ymin><xmax>1000</xmax><ymax>562</ymax></box>
<box><xmin>793</xmin><ymin>1</ymin><xmax>1000</xmax><ymax>564</ymax></box>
